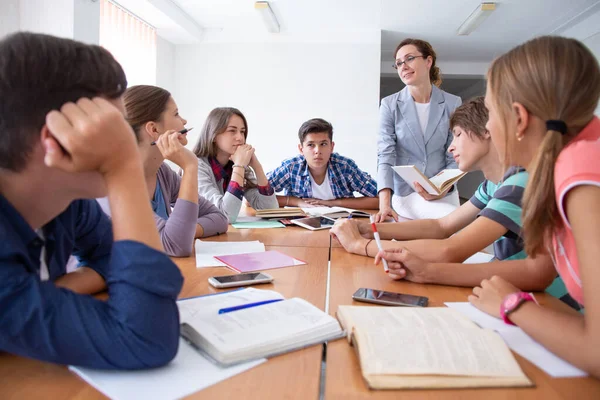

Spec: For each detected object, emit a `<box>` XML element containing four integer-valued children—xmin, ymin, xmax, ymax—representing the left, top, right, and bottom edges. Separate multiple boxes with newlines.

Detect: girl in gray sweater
<box><xmin>192</xmin><ymin>107</ymin><xmax>278</xmax><ymax>222</ymax></box>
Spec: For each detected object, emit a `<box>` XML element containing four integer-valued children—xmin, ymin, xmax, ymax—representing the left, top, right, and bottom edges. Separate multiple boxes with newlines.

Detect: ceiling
<box><xmin>171</xmin><ymin>0</ymin><xmax>380</xmax><ymax>35</ymax></box>
<box><xmin>126</xmin><ymin>0</ymin><xmax>600</xmax><ymax>69</ymax></box>
<box><xmin>380</xmin><ymin>0</ymin><xmax>600</xmax><ymax>62</ymax></box>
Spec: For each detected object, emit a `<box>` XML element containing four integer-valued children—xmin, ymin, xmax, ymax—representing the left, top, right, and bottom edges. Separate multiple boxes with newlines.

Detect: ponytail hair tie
<box><xmin>546</xmin><ymin>120</ymin><xmax>567</xmax><ymax>135</ymax></box>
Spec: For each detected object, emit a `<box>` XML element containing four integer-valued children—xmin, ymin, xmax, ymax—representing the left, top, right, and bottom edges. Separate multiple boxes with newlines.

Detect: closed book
<box><xmin>392</xmin><ymin>165</ymin><xmax>466</xmax><ymax>195</ymax></box>
<box><xmin>255</xmin><ymin>208</ymin><xmax>307</xmax><ymax>218</ymax></box>
<box><xmin>336</xmin><ymin>306</ymin><xmax>532</xmax><ymax>389</ymax></box>
<box><xmin>179</xmin><ymin>288</ymin><xmax>345</xmax><ymax>366</ymax></box>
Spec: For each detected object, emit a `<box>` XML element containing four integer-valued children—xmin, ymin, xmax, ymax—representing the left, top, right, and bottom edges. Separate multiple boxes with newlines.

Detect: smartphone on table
<box><xmin>290</xmin><ymin>216</ymin><xmax>336</xmax><ymax>231</ymax></box>
<box><xmin>352</xmin><ymin>287</ymin><xmax>428</xmax><ymax>307</ymax></box>
<box><xmin>208</xmin><ymin>272</ymin><xmax>274</xmax><ymax>289</ymax></box>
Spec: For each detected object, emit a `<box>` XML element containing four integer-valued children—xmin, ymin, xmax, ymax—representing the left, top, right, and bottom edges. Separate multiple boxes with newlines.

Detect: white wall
<box><xmin>73</xmin><ymin>0</ymin><xmax>100</xmax><ymax>45</ymax></box>
<box><xmin>582</xmin><ymin>32</ymin><xmax>600</xmax><ymax>116</ymax></box>
<box><xmin>0</xmin><ymin>0</ymin><xmax>20</xmax><ymax>38</ymax></box>
<box><xmin>156</xmin><ymin>36</ymin><xmax>176</xmax><ymax>92</ymax></box>
<box><xmin>20</xmin><ymin>0</ymin><xmax>74</xmax><ymax>39</ymax></box>
<box><xmin>560</xmin><ymin>7</ymin><xmax>600</xmax><ymax>115</ymax></box>
<box><xmin>174</xmin><ymin>39</ymin><xmax>382</xmax><ymax>177</ymax></box>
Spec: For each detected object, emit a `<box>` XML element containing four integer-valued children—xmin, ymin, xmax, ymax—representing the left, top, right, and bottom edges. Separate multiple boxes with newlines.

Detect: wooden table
<box><xmin>206</xmin><ymin>224</ymin><xmax>333</xmax><ymax>248</ymax></box>
<box><xmin>325</xmin><ymin>248</ymin><xmax>600</xmax><ymax>399</ymax></box>
<box><xmin>0</xmin><ymin>245</ymin><xmax>329</xmax><ymax>400</ymax></box>
<box><xmin>2</xmin><ymin>222</ymin><xmax>600</xmax><ymax>400</ymax></box>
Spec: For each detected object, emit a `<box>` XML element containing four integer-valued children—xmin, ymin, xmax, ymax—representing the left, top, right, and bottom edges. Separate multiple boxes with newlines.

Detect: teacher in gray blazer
<box><xmin>376</xmin><ymin>38</ymin><xmax>462</xmax><ymax>222</ymax></box>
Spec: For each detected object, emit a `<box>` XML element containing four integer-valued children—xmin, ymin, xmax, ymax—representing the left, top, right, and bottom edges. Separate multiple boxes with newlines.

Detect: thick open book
<box><xmin>179</xmin><ymin>288</ymin><xmax>344</xmax><ymax>367</ymax></box>
<box><xmin>255</xmin><ymin>207</ymin><xmax>307</xmax><ymax>218</ymax></box>
<box><xmin>302</xmin><ymin>206</ymin><xmax>371</xmax><ymax>219</ymax></box>
<box><xmin>392</xmin><ymin>166</ymin><xmax>466</xmax><ymax>195</ymax></box>
<box><xmin>336</xmin><ymin>306</ymin><xmax>532</xmax><ymax>389</ymax></box>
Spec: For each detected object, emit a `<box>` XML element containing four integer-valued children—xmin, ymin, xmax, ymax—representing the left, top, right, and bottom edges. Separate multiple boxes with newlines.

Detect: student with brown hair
<box><xmin>333</xmin><ymin>98</ymin><xmax>548</xmax><ymax>288</ymax></box>
<box><xmin>0</xmin><ymin>33</ymin><xmax>182</xmax><ymax>369</ymax></box>
<box><xmin>120</xmin><ymin>85</ymin><xmax>227</xmax><ymax>256</ymax></box>
<box><xmin>382</xmin><ymin>36</ymin><xmax>600</xmax><ymax>377</ymax></box>
<box><xmin>192</xmin><ymin>107</ymin><xmax>278</xmax><ymax>223</ymax></box>
<box><xmin>376</xmin><ymin>38</ymin><xmax>462</xmax><ymax>222</ymax></box>
<box><xmin>267</xmin><ymin>118</ymin><xmax>378</xmax><ymax>209</ymax></box>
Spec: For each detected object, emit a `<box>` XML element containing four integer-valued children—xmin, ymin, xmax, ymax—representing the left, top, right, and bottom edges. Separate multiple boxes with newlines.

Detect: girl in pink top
<box><xmin>467</xmin><ymin>36</ymin><xmax>600</xmax><ymax>378</ymax></box>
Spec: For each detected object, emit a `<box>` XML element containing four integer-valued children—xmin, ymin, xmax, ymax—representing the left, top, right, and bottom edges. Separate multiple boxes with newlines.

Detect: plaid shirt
<box><xmin>209</xmin><ymin>157</ymin><xmax>273</xmax><ymax>200</ymax></box>
<box><xmin>267</xmin><ymin>153</ymin><xmax>377</xmax><ymax>199</ymax></box>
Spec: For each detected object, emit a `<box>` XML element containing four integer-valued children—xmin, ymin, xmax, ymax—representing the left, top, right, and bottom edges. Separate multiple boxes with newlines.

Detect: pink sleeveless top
<box><xmin>552</xmin><ymin>117</ymin><xmax>600</xmax><ymax>305</ymax></box>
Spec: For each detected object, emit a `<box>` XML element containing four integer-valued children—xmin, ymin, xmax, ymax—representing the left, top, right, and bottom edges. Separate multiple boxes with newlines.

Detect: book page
<box><xmin>188</xmin><ymin>298</ymin><xmax>341</xmax><ymax>355</ymax></box>
<box><xmin>178</xmin><ymin>288</ymin><xmax>285</xmax><ymax>322</ymax></box>
<box><xmin>338</xmin><ymin>307</ymin><xmax>526</xmax><ymax>378</ymax></box>
<box><xmin>302</xmin><ymin>206</ymin><xmax>351</xmax><ymax>217</ymax></box>
<box><xmin>429</xmin><ymin>169</ymin><xmax>465</xmax><ymax>191</ymax></box>
<box><xmin>445</xmin><ymin>302</ymin><xmax>587</xmax><ymax>378</ymax></box>
<box><xmin>392</xmin><ymin>166</ymin><xmax>439</xmax><ymax>195</ymax></box>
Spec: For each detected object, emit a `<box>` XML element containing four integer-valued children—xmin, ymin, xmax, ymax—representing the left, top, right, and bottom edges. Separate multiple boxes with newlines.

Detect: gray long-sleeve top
<box><xmin>97</xmin><ymin>163</ymin><xmax>228</xmax><ymax>257</ymax></box>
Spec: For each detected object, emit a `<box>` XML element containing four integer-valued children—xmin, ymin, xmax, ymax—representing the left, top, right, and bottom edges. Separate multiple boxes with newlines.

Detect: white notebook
<box><xmin>302</xmin><ymin>206</ymin><xmax>371</xmax><ymax>219</ymax></box>
<box><xmin>179</xmin><ymin>287</ymin><xmax>345</xmax><ymax>366</ymax></box>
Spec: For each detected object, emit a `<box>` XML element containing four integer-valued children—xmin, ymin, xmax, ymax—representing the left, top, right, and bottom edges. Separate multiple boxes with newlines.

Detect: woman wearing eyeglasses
<box><xmin>375</xmin><ymin>38</ymin><xmax>462</xmax><ymax>223</ymax></box>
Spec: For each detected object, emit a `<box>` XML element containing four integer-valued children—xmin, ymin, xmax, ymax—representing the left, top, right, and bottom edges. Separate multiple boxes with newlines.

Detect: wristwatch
<box><xmin>500</xmin><ymin>292</ymin><xmax>537</xmax><ymax>326</ymax></box>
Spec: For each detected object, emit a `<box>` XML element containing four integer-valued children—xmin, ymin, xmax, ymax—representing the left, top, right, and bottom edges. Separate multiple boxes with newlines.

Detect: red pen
<box><xmin>151</xmin><ymin>127</ymin><xmax>193</xmax><ymax>146</ymax></box>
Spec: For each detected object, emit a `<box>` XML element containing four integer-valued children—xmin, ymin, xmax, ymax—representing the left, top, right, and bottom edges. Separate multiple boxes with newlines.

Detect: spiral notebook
<box><xmin>214</xmin><ymin>250</ymin><xmax>306</xmax><ymax>273</ymax></box>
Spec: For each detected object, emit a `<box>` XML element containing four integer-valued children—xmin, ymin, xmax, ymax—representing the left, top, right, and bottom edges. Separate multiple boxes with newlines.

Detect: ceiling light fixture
<box><xmin>255</xmin><ymin>1</ymin><xmax>280</xmax><ymax>33</ymax></box>
<box><xmin>457</xmin><ymin>2</ymin><xmax>496</xmax><ymax>36</ymax></box>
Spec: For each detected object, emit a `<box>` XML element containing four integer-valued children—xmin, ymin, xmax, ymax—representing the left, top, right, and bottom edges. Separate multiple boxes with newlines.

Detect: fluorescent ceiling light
<box><xmin>255</xmin><ymin>1</ymin><xmax>280</xmax><ymax>33</ymax></box>
<box><xmin>457</xmin><ymin>2</ymin><xmax>496</xmax><ymax>36</ymax></box>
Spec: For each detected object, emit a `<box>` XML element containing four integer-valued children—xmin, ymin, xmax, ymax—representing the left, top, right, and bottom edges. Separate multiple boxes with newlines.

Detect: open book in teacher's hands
<box><xmin>392</xmin><ymin>165</ymin><xmax>466</xmax><ymax>195</ymax></box>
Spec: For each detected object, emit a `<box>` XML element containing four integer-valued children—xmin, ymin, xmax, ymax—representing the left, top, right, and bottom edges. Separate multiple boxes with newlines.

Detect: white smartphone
<box><xmin>208</xmin><ymin>272</ymin><xmax>274</xmax><ymax>289</ymax></box>
<box><xmin>352</xmin><ymin>288</ymin><xmax>428</xmax><ymax>307</ymax></box>
<box><xmin>291</xmin><ymin>216</ymin><xmax>336</xmax><ymax>231</ymax></box>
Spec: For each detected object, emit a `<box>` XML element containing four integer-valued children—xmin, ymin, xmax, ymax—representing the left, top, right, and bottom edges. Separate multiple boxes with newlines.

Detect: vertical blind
<box><xmin>100</xmin><ymin>0</ymin><xmax>156</xmax><ymax>86</ymax></box>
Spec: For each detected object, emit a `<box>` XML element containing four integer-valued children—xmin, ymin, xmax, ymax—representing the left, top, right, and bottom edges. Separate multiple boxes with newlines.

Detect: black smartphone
<box><xmin>352</xmin><ymin>288</ymin><xmax>428</xmax><ymax>307</ymax></box>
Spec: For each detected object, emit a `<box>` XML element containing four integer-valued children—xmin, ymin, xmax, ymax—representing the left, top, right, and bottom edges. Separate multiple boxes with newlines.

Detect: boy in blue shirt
<box><xmin>268</xmin><ymin>118</ymin><xmax>378</xmax><ymax>209</ymax></box>
<box><xmin>0</xmin><ymin>33</ymin><xmax>183</xmax><ymax>369</ymax></box>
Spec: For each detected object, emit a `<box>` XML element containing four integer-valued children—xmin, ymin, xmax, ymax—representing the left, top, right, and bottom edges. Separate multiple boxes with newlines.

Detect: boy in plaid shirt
<box><xmin>267</xmin><ymin>118</ymin><xmax>378</xmax><ymax>209</ymax></box>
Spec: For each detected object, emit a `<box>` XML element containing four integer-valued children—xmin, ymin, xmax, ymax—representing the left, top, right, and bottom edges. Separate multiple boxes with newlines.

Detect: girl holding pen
<box><xmin>121</xmin><ymin>85</ymin><xmax>228</xmax><ymax>256</ymax></box>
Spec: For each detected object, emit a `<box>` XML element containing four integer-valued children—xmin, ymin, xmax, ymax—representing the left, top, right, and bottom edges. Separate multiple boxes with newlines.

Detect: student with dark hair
<box><xmin>267</xmin><ymin>118</ymin><xmax>378</xmax><ymax>209</ymax></box>
<box><xmin>192</xmin><ymin>107</ymin><xmax>278</xmax><ymax>223</ymax></box>
<box><xmin>0</xmin><ymin>33</ymin><xmax>183</xmax><ymax>369</ymax></box>
<box><xmin>121</xmin><ymin>85</ymin><xmax>227</xmax><ymax>256</ymax></box>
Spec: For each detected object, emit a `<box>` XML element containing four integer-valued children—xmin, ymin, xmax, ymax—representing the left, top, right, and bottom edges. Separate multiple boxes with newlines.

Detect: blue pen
<box><xmin>218</xmin><ymin>299</ymin><xmax>283</xmax><ymax>314</ymax></box>
<box><xmin>347</xmin><ymin>214</ymin><xmax>352</xmax><ymax>219</ymax></box>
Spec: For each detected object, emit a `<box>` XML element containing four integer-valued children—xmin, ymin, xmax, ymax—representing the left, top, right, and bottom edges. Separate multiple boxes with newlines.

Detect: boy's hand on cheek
<box><xmin>44</xmin><ymin>97</ymin><xmax>139</xmax><ymax>175</ymax></box>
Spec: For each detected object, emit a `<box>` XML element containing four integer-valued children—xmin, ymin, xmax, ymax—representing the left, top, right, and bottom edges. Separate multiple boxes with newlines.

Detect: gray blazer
<box><xmin>377</xmin><ymin>85</ymin><xmax>461</xmax><ymax>197</ymax></box>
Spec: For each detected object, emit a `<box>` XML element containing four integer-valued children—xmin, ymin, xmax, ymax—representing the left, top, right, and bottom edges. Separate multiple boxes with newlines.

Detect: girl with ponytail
<box><xmin>468</xmin><ymin>36</ymin><xmax>600</xmax><ymax>377</ymax></box>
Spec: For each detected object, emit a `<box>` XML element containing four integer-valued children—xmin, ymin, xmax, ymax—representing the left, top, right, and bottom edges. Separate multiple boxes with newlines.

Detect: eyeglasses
<box><xmin>392</xmin><ymin>55</ymin><xmax>425</xmax><ymax>69</ymax></box>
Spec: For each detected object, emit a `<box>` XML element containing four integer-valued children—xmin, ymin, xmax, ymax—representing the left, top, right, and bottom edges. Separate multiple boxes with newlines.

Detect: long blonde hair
<box><xmin>487</xmin><ymin>36</ymin><xmax>600</xmax><ymax>256</ymax></box>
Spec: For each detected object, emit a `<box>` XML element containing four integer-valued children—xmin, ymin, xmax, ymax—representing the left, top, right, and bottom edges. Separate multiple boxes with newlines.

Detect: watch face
<box><xmin>503</xmin><ymin>293</ymin><xmax>520</xmax><ymax>309</ymax></box>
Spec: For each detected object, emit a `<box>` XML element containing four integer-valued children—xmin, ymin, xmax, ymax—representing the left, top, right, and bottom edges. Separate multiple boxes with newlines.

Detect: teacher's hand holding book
<box><xmin>414</xmin><ymin>182</ymin><xmax>452</xmax><ymax>201</ymax></box>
